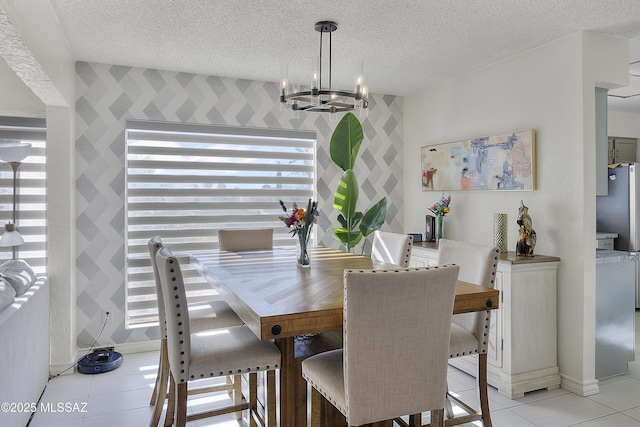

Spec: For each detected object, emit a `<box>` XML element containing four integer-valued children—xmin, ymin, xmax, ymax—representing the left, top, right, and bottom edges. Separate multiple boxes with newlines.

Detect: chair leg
<box><xmin>234</xmin><ymin>374</ymin><xmax>243</xmax><ymax>421</ymax></box>
<box><xmin>175</xmin><ymin>382</ymin><xmax>188</xmax><ymax>427</ymax></box>
<box><xmin>149</xmin><ymin>339</ymin><xmax>165</xmax><ymax>406</ymax></box>
<box><xmin>310</xmin><ymin>387</ymin><xmax>322</xmax><ymax>427</ymax></box>
<box><xmin>150</xmin><ymin>339</ymin><xmax>170</xmax><ymax>427</ymax></box>
<box><xmin>266</xmin><ymin>370</ymin><xmax>277</xmax><ymax>427</ymax></box>
<box><xmin>249</xmin><ymin>373</ymin><xmax>258</xmax><ymax>427</ymax></box>
<box><xmin>226</xmin><ymin>374</ymin><xmax>234</xmax><ymax>396</ymax></box>
<box><xmin>444</xmin><ymin>383</ymin><xmax>454</xmax><ymax>419</ymax></box>
<box><xmin>477</xmin><ymin>353</ymin><xmax>492</xmax><ymax>427</ymax></box>
<box><xmin>164</xmin><ymin>373</ymin><xmax>176</xmax><ymax>427</ymax></box>
<box><xmin>409</xmin><ymin>414</ymin><xmax>421</xmax><ymax>427</ymax></box>
<box><xmin>430</xmin><ymin>409</ymin><xmax>444</xmax><ymax>427</ymax></box>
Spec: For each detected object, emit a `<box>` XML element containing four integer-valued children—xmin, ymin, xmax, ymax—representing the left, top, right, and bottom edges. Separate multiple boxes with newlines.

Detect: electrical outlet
<box><xmin>102</xmin><ymin>309</ymin><xmax>113</xmax><ymax>324</ymax></box>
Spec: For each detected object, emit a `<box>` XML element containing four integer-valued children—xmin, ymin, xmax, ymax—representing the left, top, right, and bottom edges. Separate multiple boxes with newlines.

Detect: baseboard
<box><xmin>560</xmin><ymin>373</ymin><xmax>600</xmax><ymax>396</ymax></box>
<box><xmin>49</xmin><ymin>362</ymin><xmax>77</xmax><ymax>377</ymax></box>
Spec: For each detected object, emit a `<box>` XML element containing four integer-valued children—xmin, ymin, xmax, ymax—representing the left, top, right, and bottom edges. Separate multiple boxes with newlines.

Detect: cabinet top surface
<box><xmin>596</xmin><ymin>232</ymin><xmax>618</xmax><ymax>239</ymax></box>
<box><xmin>596</xmin><ymin>249</ymin><xmax>640</xmax><ymax>264</ymax></box>
<box><xmin>413</xmin><ymin>241</ymin><xmax>560</xmax><ymax>264</ymax></box>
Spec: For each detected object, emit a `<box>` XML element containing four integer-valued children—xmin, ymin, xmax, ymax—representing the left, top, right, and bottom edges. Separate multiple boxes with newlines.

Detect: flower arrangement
<box><xmin>279</xmin><ymin>199</ymin><xmax>319</xmax><ymax>266</ymax></box>
<box><xmin>428</xmin><ymin>192</ymin><xmax>452</xmax><ymax>217</ymax></box>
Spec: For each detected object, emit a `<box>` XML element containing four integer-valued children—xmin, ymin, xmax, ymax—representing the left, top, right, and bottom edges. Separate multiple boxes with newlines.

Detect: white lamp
<box><xmin>0</xmin><ymin>142</ymin><xmax>31</xmax><ymax>258</ymax></box>
<box><xmin>0</xmin><ymin>223</ymin><xmax>24</xmax><ymax>247</ymax></box>
<box><xmin>0</xmin><ymin>142</ymin><xmax>32</xmax><ymax>163</ymax></box>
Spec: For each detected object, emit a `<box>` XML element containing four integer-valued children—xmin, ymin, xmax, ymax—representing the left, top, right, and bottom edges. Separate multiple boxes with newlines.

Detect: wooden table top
<box><xmin>191</xmin><ymin>246</ymin><xmax>499</xmax><ymax>340</ymax></box>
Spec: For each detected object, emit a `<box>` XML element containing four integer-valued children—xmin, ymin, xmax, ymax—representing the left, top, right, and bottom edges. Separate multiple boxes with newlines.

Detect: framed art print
<box><xmin>421</xmin><ymin>129</ymin><xmax>536</xmax><ymax>191</ymax></box>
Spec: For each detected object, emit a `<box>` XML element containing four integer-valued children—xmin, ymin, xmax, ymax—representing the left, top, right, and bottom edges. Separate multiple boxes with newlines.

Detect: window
<box><xmin>0</xmin><ymin>117</ymin><xmax>47</xmax><ymax>274</ymax></box>
<box><xmin>125</xmin><ymin>120</ymin><xmax>316</xmax><ymax>327</ymax></box>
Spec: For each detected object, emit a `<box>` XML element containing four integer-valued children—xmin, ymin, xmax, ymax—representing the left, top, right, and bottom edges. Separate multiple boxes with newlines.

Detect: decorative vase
<box><xmin>297</xmin><ymin>232</ymin><xmax>311</xmax><ymax>267</ymax></box>
<box><xmin>493</xmin><ymin>213</ymin><xmax>508</xmax><ymax>253</ymax></box>
<box><xmin>436</xmin><ymin>215</ymin><xmax>444</xmax><ymax>243</ymax></box>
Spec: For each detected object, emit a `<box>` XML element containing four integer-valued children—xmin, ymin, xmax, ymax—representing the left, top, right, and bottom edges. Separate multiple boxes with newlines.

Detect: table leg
<box><xmin>477</xmin><ymin>353</ymin><xmax>492</xmax><ymax>427</ymax></box>
<box><xmin>276</xmin><ymin>337</ymin><xmax>295</xmax><ymax>427</ymax></box>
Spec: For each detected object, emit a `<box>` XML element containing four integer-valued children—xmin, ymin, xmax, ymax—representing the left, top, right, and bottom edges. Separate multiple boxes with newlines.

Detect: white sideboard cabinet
<box><xmin>411</xmin><ymin>242</ymin><xmax>561</xmax><ymax>399</ymax></box>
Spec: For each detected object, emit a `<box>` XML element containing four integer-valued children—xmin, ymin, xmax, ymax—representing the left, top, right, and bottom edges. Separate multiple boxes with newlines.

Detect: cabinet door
<box><xmin>409</xmin><ymin>247</ymin><xmax>438</xmax><ymax>267</ymax></box>
<box><xmin>486</xmin><ymin>271</ymin><xmax>502</xmax><ymax>369</ymax></box>
<box><xmin>612</xmin><ymin>137</ymin><xmax>637</xmax><ymax>163</ymax></box>
<box><xmin>409</xmin><ymin>253</ymin><xmax>430</xmax><ymax>267</ymax></box>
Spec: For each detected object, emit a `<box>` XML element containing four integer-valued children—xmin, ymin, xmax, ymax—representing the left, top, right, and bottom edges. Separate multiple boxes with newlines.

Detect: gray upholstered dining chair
<box><xmin>302</xmin><ymin>265</ymin><xmax>460</xmax><ymax>427</ymax></box>
<box><xmin>370</xmin><ymin>230</ymin><xmax>413</xmax><ymax>267</ymax></box>
<box><xmin>156</xmin><ymin>246</ymin><xmax>281</xmax><ymax>427</ymax></box>
<box><xmin>218</xmin><ymin>228</ymin><xmax>274</xmax><ymax>251</ymax></box>
<box><xmin>436</xmin><ymin>239</ymin><xmax>500</xmax><ymax>426</ymax></box>
<box><xmin>147</xmin><ymin>236</ymin><xmax>244</xmax><ymax>427</ymax></box>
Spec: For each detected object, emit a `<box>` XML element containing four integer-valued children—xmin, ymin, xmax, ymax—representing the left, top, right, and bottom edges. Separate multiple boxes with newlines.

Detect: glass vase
<box><xmin>297</xmin><ymin>232</ymin><xmax>311</xmax><ymax>267</ymax></box>
<box><xmin>436</xmin><ymin>215</ymin><xmax>444</xmax><ymax>243</ymax></box>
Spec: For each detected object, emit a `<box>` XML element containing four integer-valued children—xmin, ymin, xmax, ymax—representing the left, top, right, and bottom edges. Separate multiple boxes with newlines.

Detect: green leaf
<box><xmin>330</xmin><ymin>112</ymin><xmax>364</xmax><ymax>171</ymax></box>
<box><xmin>337</xmin><ymin>214</ymin><xmax>347</xmax><ymax>229</ymax></box>
<box><xmin>332</xmin><ymin>229</ymin><xmax>363</xmax><ymax>250</ymax></box>
<box><xmin>333</xmin><ymin>170</ymin><xmax>359</xmax><ymax>224</ymax></box>
<box><xmin>359</xmin><ymin>197</ymin><xmax>388</xmax><ymax>237</ymax></box>
<box><xmin>351</xmin><ymin>212</ymin><xmax>364</xmax><ymax>229</ymax></box>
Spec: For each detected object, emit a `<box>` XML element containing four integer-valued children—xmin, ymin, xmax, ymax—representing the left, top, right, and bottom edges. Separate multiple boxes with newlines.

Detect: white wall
<box><xmin>609</xmin><ymin>110</ymin><xmax>640</xmax><ymax>137</ymax></box>
<box><xmin>0</xmin><ymin>0</ymin><xmax>76</xmax><ymax>372</ymax></box>
<box><xmin>404</xmin><ymin>32</ymin><xmax>628</xmax><ymax>395</ymax></box>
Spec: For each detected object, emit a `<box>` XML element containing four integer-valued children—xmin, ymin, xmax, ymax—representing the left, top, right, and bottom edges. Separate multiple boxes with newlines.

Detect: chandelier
<box><xmin>279</xmin><ymin>21</ymin><xmax>368</xmax><ymax>116</ymax></box>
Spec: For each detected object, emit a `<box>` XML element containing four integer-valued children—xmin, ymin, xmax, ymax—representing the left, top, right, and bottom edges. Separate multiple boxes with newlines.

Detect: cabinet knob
<box><xmin>486</xmin><ymin>299</ymin><xmax>493</xmax><ymax>308</ymax></box>
<box><xmin>271</xmin><ymin>325</ymin><xmax>282</xmax><ymax>336</ymax></box>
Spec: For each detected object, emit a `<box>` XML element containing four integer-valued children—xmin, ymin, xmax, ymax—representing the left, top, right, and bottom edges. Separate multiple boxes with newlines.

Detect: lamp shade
<box><xmin>0</xmin><ymin>223</ymin><xmax>24</xmax><ymax>247</ymax></box>
<box><xmin>0</xmin><ymin>142</ymin><xmax>31</xmax><ymax>163</ymax></box>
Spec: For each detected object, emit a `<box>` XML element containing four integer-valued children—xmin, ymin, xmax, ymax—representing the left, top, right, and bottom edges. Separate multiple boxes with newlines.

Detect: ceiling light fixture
<box><xmin>279</xmin><ymin>21</ymin><xmax>368</xmax><ymax>118</ymax></box>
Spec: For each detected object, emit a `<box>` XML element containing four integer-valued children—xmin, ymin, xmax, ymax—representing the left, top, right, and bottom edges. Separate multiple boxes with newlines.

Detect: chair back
<box><xmin>437</xmin><ymin>239</ymin><xmax>499</xmax><ymax>353</ymax></box>
<box><xmin>156</xmin><ymin>246</ymin><xmax>192</xmax><ymax>383</ymax></box>
<box><xmin>218</xmin><ymin>228</ymin><xmax>273</xmax><ymax>251</ymax></box>
<box><xmin>370</xmin><ymin>230</ymin><xmax>413</xmax><ymax>267</ymax></box>
<box><xmin>343</xmin><ymin>265</ymin><xmax>459</xmax><ymax>425</ymax></box>
<box><xmin>148</xmin><ymin>236</ymin><xmax>168</xmax><ymax>339</ymax></box>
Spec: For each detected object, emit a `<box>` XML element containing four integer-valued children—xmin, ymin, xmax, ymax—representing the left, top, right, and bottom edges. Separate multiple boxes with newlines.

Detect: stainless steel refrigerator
<box><xmin>596</xmin><ymin>163</ymin><xmax>640</xmax><ymax>309</ymax></box>
<box><xmin>595</xmin><ymin>163</ymin><xmax>639</xmax><ymax>378</ymax></box>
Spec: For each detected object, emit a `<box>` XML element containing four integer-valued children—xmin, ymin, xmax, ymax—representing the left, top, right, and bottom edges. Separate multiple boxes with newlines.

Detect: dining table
<box><xmin>190</xmin><ymin>246</ymin><xmax>499</xmax><ymax>427</ymax></box>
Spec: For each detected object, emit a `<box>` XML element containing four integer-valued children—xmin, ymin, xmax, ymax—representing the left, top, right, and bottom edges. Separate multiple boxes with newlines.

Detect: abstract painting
<box><xmin>421</xmin><ymin>129</ymin><xmax>536</xmax><ymax>191</ymax></box>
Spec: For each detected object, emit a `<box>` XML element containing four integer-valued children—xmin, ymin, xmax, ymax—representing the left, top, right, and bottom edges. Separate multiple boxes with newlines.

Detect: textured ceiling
<box><xmin>48</xmin><ymin>0</ymin><xmax>640</xmax><ymax>110</ymax></box>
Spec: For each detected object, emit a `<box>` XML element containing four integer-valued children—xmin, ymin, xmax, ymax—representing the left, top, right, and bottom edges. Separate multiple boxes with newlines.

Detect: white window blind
<box><xmin>0</xmin><ymin>117</ymin><xmax>47</xmax><ymax>274</ymax></box>
<box><xmin>125</xmin><ymin>120</ymin><xmax>316</xmax><ymax>327</ymax></box>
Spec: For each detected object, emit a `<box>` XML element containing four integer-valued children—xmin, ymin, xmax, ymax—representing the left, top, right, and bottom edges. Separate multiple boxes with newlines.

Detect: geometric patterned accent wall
<box><xmin>74</xmin><ymin>61</ymin><xmax>404</xmax><ymax>346</ymax></box>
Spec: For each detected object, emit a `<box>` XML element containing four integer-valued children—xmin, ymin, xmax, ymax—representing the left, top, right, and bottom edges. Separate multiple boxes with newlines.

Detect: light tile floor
<box><xmin>29</xmin><ymin>311</ymin><xmax>640</xmax><ymax>427</ymax></box>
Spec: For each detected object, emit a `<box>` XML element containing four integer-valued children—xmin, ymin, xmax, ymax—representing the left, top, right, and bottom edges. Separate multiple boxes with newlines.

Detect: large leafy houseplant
<box><xmin>330</xmin><ymin>112</ymin><xmax>387</xmax><ymax>252</ymax></box>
